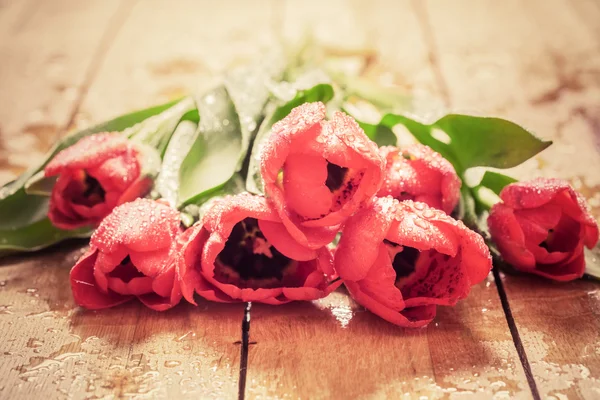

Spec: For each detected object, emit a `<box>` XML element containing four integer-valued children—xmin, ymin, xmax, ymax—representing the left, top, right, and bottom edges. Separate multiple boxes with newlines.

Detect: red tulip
<box><xmin>335</xmin><ymin>197</ymin><xmax>492</xmax><ymax>327</ymax></box>
<box><xmin>45</xmin><ymin>133</ymin><xmax>152</xmax><ymax>230</ymax></box>
<box><xmin>70</xmin><ymin>198</ymin><xmax>182</xmax><ymax>310</ymax></box>
<box><xmin>179</xmin><ymin>193</ymin><xmax>339</xmax><ymax>305</ymax></box>
<box><xmin>488</xmin><ymin>178</ymin><xmax>599</xmax><ymax>281</ymax></box>
<box><xmin>378</xmin><ymin>144</ymin><xmax>460</xmax><ymax>214</ymax></box>
<box><xmin>260</xmin><ymin>102</ymin><xmax>385</xmax><ymax>248</ymax></box>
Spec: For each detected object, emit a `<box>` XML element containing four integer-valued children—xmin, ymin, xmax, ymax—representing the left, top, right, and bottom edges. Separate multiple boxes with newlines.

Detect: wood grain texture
<box><xmin>0</xmin><ymin>0</ymin><xmax>124</xmax><ymax>185</ymax></box>
<box><xmin>501</xmin><ymin>274</ymin><xmax>600</xmax><ymax>399</ymax></box>
<box><xmin>424</xmin><ymin>0</ymin><xmax>600</xmax><ymax>398</ymax></box>
<box><xmin>424</xmin><ymin>0</ymin><xmax>600</xmax><ymax>210</ymax></box>
<box><xmin>243</xmin><ymin>1</ymin><xmax>531</xmax><ymax>398</ymax></box>
<box><xmin>247</xmin><ymin>283</ymin><xmax>531</xmax><ymax>399</ymax></box>
<box><xmin>75</xmin><ymin>0</ymin><xmax>279</xmax><ymax>125</ymax></box>
<box><xmin>0</xmin><ymin>0</ymin><xmax>599</xmax><ymax>399</ymax></box>
<box><xmin>0</xmin><ymin>1</ymin><xmax>281</xmax><ymax>398</ymax></box>
<box><xmin>0</xmin><ymin>245</ymin><xmax>243</xmax><ymax>399</ymax></box>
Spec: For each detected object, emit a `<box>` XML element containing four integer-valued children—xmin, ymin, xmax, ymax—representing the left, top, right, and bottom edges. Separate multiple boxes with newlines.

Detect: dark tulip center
<box><xmin>538</xmin><ymin>214</ymin><xmax>581</xmax><ymax>253</ymax></box>
<box><xmin>83</xmin><ymin>174</ymin><xmax>105</xmax><ymax>201</ymax></box>
<box><xmin>108</xmin><ymin>256</ymin><xmax>145</xmax><ymax>283</ymax></box>
<box><xmin>539</xmin><ymin>229</ymin><xmax>553</xmax><ymax>250</ymax></box>
<box><xmin>216</xmin><ymin>218</ymin><xmax>293</xmax><ymax>287</ymax></box>
<box><xmin>325</xmin><ymin>162</ymin><xmax>348</xmax><ymax>192</ymax></box>
<box><xmin>384</xmin><ymin>239</ymin><xmax>420</xmax><ymax>280</ymax></box>
<box><xmin>70</xmin><ymin>173</ymin><xmax>106</xmax><ymax>207</ymax></box>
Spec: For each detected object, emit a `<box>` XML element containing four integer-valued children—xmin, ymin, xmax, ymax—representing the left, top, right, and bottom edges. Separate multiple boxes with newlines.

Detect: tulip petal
<box><xmin>92</xmin><ymin>198</ymin><xmax>180</xmax><ymax>254</ymax></box>
<box><xmin>378</xmin><ymin>145</ymin><xmax>460</xmax><ymax>214</ymax></box>
<box><xmin>283</xmin><ymin>153</ymin><xmax>332</xmax><ymax>218</ymax></box>
<box><xmin>45</xmin><ymin>133</ymin><xmax>130</xmax><ymax>176</ymax></box>
<box><xmin>180</xmin><ymin>226</ymin><xmax>208</xmax><ymax>305</ymax></box>
<box><xmin>345</xmin><ymin>281</ymin><xmax>433</xmax><ymax>328</ymax></box>
<box><xmin>387</xmin><ymin>201</ymin><xmax>467</xmax><ymax>259</ymax></box>
<box><xmin>152</xmin><ymin>267</ymin><xmax>176</xmax><ymax>298</ymax></box>
<box><xmin>261</xmin><ymin>103</ymin><xmax>384</xmax><ymax>246</ymax></box>
<box><xmin>138</xmin><ymin>293</ymin><xmax>178</xmax><ymax>311</ymax></box>
<box><xmin>352</xmin><ymin>243</ymin><xmax>405</xmax><ymax>312</ymax></box>
<box><xmin>488</xmin><ymin>203</ymin><xmax>536</xmax><ymax>269</ymax></box>
<box><xmin>339</xmin><ymin>198</ymin><xmax>491</xmax><ymax>328</ymax></box>
<box><xmin>129</xmin><ymin>248</ymin><xmax>172</xmax><ymax>278</ymax></box>
<box><xmin>185</xmin><ymin>193</ymin><xmax>334</xmax><ymax>304</ymax></box>
<box><xmin>258</xmin><ymin>220</ymin><xmax>317</xmax><ymax>261</ymax></box>
<box><xmin>88</xmin><ymin>149</ymin><xmax>140</xmax><ymax>193</ymax></box>
<box><xmin>491</xmin><ymin>178</ymin><xmax>598</xmax><ymax>281</ymax></box>
<box><xmin>70</xmin><ymin>248</ymin><xmax>132</xmax><ymax>309</ymax></box>
<box><xmin>71</xmin><ymin>200</ymin><xmax>183</xmax><ymax>310</ymax></box>
<box><xmin>533</xmin><ymin>250</ymin><xmax>586</xmax><ymax>281</ymax></box>
<box><xmin>334</xmin><ymin>197</ymin><xmax>395</xmax><ymax>282</ymax></box>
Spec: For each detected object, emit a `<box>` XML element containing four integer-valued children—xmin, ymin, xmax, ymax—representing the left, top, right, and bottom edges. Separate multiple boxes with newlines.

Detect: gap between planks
<box><xmin>493</xmin><ymin>266</ymin><xmax>542</xmax><ymax>400</ymax></box>
<box><xmin>413</xmin><ymin>1</ymin><xmax>544</xmax><ymax>398</ymax></box>
<box><xmin>238</xmin><ymin>302</ymin><xmax>252</xmax><ymax>400</ymax></box>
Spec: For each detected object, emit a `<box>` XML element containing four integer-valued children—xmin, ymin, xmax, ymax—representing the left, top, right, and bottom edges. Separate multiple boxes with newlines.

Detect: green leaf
<box><xmin>478</xmin><ymin>171</ymin><xmax>518</xmax><ymax>196</ymax></box>
<box><xmin>125</xmin><ymin>97</ymin><xmax>196</xmax><ymax>156</ymax></box>
<box><xmin>224</xmin><ymin>55</ymin><xmax>285</xmax><ymax>171</ymax></box>
<box><xmin>197</xmin><ymin>173</ymin><xmax>245</xmax><ymax>211</ymax></box>
<box><xmin>0</xmin><ymin>192</ymin><xmax>49</xmax><ymax>231</ymax></box>
<box><xmin>24</xmin><ymin>171</ymin><xmax>56</xmax><ymax>197</ymax></box>
<box><xmin>177</xmin><ymin>87</ymin><xmax>243</xmax><ymax>207</ymax></box>
<box><xmin>270</xmin><ymin>83</ymin><xmax>334</xmax><ymax>123</ymax></box>
<box><xmin>245</xmin><ymin>83</ymin><xmax>335</xmax><ymax>195</ymax></box>
<box><xmin>435</xmin><ymin>115</ymin><xmax>552</xmax><ymax>170</ymax></box>
<box><xmin>178</xmin><ymin>174</ymin><xmax>245</xmax><ymax>227</ymax></box>
<box><xmin>457</xmin><ymin>185</ymin><xmax>478</xmax><ymax>229</ymax></box>
<box><xmin>585</xmin><ymin>247</ymin><xmax>600</xmax><ymax>280</ymax></box>
<box><xmin>328</xmin><ymin>70</ymin><xmax>412</xmax><ymax>111</ymax></box>
<box><xmin>356</xmin><ymin>120</ymin><xmax>397</xmax><ymax>147</ymax></box>
<box><xmin>135</xmin><ymin>142</ymin><xmax>163</xmax><ymax>180</ymax></box>
<box><xmin>176</xmin><ymin>55</ymin><xmax>285</xmax><ymax>207</ymax></box>
<box><xmin>0</xmin><ymin>217</ymin><xmax>91</xmax><ymax>255</ymax></box>
<box><xmin>381</xmin><ymin>114</ymin><xmax>460</xmax><ymax>167</ymax></box>
<box><xmin>154</xmin><ymin>120</ymin><xmax>199</xmax><ymax>205</ymax></box>
<box><xmin>380</xmin><ymin>114</ymin><xmax>551</xmax><ymax>174</ymax></box>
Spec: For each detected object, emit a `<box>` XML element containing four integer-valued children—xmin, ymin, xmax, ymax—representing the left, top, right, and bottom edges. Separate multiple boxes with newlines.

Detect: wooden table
<box><xmin>1</xmin><ymin>1</ymin><xmax>599</xmax><ymax>399</ymax></box>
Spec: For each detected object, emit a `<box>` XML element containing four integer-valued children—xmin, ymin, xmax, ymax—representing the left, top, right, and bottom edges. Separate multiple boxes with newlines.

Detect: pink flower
<box><xmin>178</xmin><ymin>193</ymin><xmax>339</xmax><ymax>305</ymax></box>
<box><xmin>260</xmin><ymin>102</ymin><xmax>385</xmax><ymax>248</ymax></box>
<box><xmin>378</xmin><ymin>144</ymin><xmax>460</xmax><ymax>214</ymax></box>
<box><xmin>488</xmin><ymin>178</ymin><xmax>599</xmax><ymax>281</ymax></box>
<box><xmin>45</xmin><ymin>133</ymin><xmax>152</xmax><ymax>230</ymax></box>
<box><xmin>335</xmin><ymin>197</ymin><xmax>492</xmax><ymax>327</ymax></box>
<box><xmin>70</xmin><ymin>199</ymin><xmax>182</xmax><ymax>310</ymax></box>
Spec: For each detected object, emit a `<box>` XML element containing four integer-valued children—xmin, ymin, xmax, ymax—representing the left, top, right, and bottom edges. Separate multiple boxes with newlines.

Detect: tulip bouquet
<box><xmin>1</xmin><ymin>53</ymin><xmax>598</xmax><ymax>328</ymax></box>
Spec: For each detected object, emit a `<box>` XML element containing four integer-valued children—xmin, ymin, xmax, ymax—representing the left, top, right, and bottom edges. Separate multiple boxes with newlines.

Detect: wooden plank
<box><xmin>0</xmin><ymin>0</ymin><xmax>37</xmax><ymax>43</ymax></box>
<box><xmin>244</xmin><ymin>1</ymin><xmax>532</xmax><ymax>398</ymax></box>
<box><xmin>424</xmin><ymin>0</ymin><xmax>600</xmax><ymax>398</ymax></box>
<box><xmin>247</xmin><ymin>282</ymin><xmax>532</xmax><ymax>399</ymax></box>
<box><xmin>500</xmin><ymin>275</ymin><xmax>600</xmax><ymax>399</ymax></box>
<box><xmin>0</xmin><ymin>1</ymin><xmax>282</xmax><ymax>398</ymax></box>
<box><xmin>76</xmin><ymin>0</ymin><xmax>279</xmax><ymax>124</ymax></box>
<box><xmin>0</xmin><ymin>0</ymin><xmax>123</xmax><ymax>186</ymax></box>
<box><xmin>0</xmin><ymin>1</ymin><xmax>278</xmax><ymax>398</ymax></box>
<box><xmin>0</xmin><ymin>245</ymin><xmax>243</xmax><ymax>399</ymax></box>
<box><xmin>423</xmin><ymin>0</ymin><xmax>600</xmax><ymax>210</ymax></box>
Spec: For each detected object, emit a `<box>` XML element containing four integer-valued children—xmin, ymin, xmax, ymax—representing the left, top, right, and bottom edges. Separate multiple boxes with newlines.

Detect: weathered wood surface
<box><xmin>0</xmin><ymin>0</ymin><xmax>599</xmax><ymax>399</ymax></box>
<box><xmin>0</xmin><ymin>0</ymin><xmax>124</xmax><ymax>185</ymax></box>
<box><xmin>245</xmin><ymin>1</ymin><xmax>530</xmax><ymax>399</ymax></box>
<box><xmin>424</xmin><ymin>1</ymin><xmax>600</xmax><ymax>399</ymax></box>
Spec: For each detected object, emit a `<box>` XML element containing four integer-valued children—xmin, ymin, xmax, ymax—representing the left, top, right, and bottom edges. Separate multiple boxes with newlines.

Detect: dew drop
<box><xmin>164</xmin><ymin>360</ymin><xmax>181</xmax><ymax>368</ymax></box>
<box><xmin>414</xmin><ymin>218</ymin><xmax>429</xmax><ymax>229</ymax></box>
